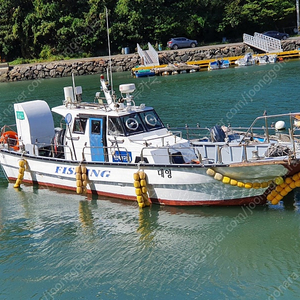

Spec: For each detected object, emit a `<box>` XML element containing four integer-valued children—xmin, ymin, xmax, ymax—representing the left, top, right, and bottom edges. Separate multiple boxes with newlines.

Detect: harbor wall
<box><xmin>1</xmin><ymin>39</ymin><xmax>300</xmax><ymax>82</ymax></box>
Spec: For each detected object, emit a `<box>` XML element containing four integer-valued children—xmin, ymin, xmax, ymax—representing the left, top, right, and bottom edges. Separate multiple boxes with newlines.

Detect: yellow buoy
<box><xmin>271</xmin><ymin>199</ymin><xmax>279</xmax><ymax>205</ymax></box>
<box><xmin>75</xmin><ymin>166</ymin><xmax>81</xmax><ymax>173</ymax></box>
<box><xmin>138</xmin><ymin>202</ymin><xmax>146</xmax><ymax>208</ymax></box>
<box><xmin>267</xmin><ymin>194</ymin><xmax>273</xmax><ymax>201</ymax></box>
<box><xmin>136</xmin><ymin>196</ymin><xmax>144</xmax><ymax>203</ymax></box>
<box><xmin>214</xmin><ymin>173</ymin><xmax>223</xmax><ymax>181</ymax></box>
<box><xmin>133</xmin><ymin>172</ymin><xmax>140</xmax><ymax>181</ymax></box>
<box><xmin>76</xmin><ymin>173</ymin><xmax>82</xmax><ymax>180</ymax></box>
<box><xmin>76</xmin><ymin>180</ymin><xmax>82</xmax><ymax>187</ymax></box>
<box><xmin>261</xmin><ymin>182</ymin><xmax>269</xmax><ymax>188</ymax></box>
<box><xmin>135</xmin><ymin>188</ymin><xmax>142</xmax><ymax>196</ymax></box>
<box><xmin>270</xmin><ymin>190</ymin><xmax>278</xmax><ymax>197</ymax></box>
<box><xmin>292</xmin><ymin>173</ymin><xmax>300</xmax><ymax>181</ymax></box>
<box><xmin>138</xmin><ymin>171</ymin><xmax>146</xmax><ymax>180</ymax></box>
<box><xmin>19</xmin><ymin>160</ymin><xmax>25</xmax><ymax>167</ymax></box>
<box><xmin>237</xmin><ymin>182</ymin><xmax>245</xmax><ymax>188</ymax></box>
<box><xmin>285</xmin><ymin>177</ymin><xmax>293</xmax><ymax>184</ymax></box>
<box><xmin>134</xmin><ymin>181</ymin><xmax>141</xmax><ymax>188</ymax></box>
<box><xmin>295</xmin><ymin>180</ymin><xmax>300</xmax><ymax>187</ymax></box>
<box><xmin>140</xmin><ymin>179</ymin><xmax>147</xmax><ymax>187</ymax></box>
<box><xmin>252</xmin><ymin>182</ymin><xmax>261</xmax><ymax>189</ymax></box>
<box><xmin>82</xmin><ymin>180</ymin><xmax>87</xmax><ymax>187</ymax></box>
<box><xmin>284</xmin><ymin>186</ymin><xmax>292</xmax><ymax>193</ymax></box>
<box><xmin>244</xmin><ymin>183</ymin><xmax>253</xmax><ymax>189</ymax></box>
<box><xmin>76</xmin><ymin>187</ymin><xmax>83</xmax><ymax>194</ymax></box>
<box><xmin>206</xmin><ymin>168</ymin><xmax>215</xmax><ymax>176</ymax></box>
<box><xmin>230</xmin><ymin>179</ymin><xmax>238</xmax><ymax>186</ymax></box>
<box><xmin>274</xmin><ymin>176</ymin><xmax>284</xmax><ymax>185</ymax></box>
<box><xmin>289</xmin><ymin>181</ymin><xmax>296</xmax><ymax>189</ymax></box>
<box><xmin>222</xmin><ymin>176</ymin><xmax>230</xmax><ymax>184</ymax></box>
<box><xmin>280</xmin><ymin>189</ymin><xmax>288</xmax><ymax>197</ymax></box>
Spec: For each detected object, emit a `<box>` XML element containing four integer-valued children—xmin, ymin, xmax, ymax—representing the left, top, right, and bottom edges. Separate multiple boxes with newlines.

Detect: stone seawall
<box><xmin>1</xmin><ymin>39</ymin><xmax>299</xmax><ymax>82</ymax></box>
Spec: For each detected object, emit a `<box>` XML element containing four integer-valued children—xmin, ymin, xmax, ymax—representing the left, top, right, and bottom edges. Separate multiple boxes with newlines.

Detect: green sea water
<box><xmin>1</xmin><ymin>60</ymin><xmax>300</xmax><ymax>299</ymax></box>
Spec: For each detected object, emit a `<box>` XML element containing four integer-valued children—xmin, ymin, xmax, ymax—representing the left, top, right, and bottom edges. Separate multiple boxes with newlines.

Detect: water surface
<box><xmin>1</xmin><ymin>60</ymin><xmax>300</xmax><ymax>299</ymax></box>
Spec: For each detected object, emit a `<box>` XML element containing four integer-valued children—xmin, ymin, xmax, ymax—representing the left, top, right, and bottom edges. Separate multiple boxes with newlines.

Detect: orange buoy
<box><xmin>0</xmin><ymin>131</ymin><xmax>19</xmax><ymax>151</ymax></box>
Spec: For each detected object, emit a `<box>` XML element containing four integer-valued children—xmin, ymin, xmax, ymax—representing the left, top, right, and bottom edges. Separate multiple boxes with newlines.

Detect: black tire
<box><xmin>190</xmin><ymin>43</ymin><xmax>196</xmax><ymax>48</ymax></box>
<box><xmin>172</xmin><ymin>44</ymin><xmax>178</xmax><ymax>50</ymax></box>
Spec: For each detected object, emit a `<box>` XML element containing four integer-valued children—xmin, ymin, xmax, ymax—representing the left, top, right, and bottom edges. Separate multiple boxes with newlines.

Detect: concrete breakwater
<box><xmin>1</xmin><ymin>39</ymin><xmax>300</xmax><ymax>82</ymax></box>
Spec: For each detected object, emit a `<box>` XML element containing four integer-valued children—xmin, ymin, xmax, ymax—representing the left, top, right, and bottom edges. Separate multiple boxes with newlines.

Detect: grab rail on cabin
<box><xmin>129</xmin><ymin>132</ymin><xmax>182</xmax><ymax>145</ymax></box>
<box><xmin>82</xmin><ymin>145</ymin><xmax>132</xmax><ymax>162</ymax></box>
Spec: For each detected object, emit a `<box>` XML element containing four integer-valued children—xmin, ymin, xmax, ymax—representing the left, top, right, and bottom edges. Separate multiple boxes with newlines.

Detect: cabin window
<box><xmin>91</xmin><ymin>120</ymin><xmax>101</xmax><ymax>134</ymax></box>
<box><xmin>122</xmin><ymin>113</ymin><xmax>145</xmax><ymax>135</ymax></box>
<box><xmin>108</xmin><ymin>117</ymin><xmax>124</xmax><ymax>136</ymax></box>
<box><xmin>139</xmin><ymin>110</ymin><xmax>164</xmax><ymax>131</ymax></box>
<box><xmin>73</xmin><ymin>118</ymin><xmax>87</xmax><ymax>134</ymax></box>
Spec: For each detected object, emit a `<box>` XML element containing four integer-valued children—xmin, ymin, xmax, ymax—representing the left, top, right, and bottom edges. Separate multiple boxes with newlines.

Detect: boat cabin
<box><xmin>13</xmin><ymin>77</ymin><xmax>194</xmax><ymax>164</ymax></box>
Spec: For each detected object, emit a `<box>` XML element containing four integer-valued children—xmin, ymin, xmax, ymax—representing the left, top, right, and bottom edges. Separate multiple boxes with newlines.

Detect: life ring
<box><xmin>0</xmin><ymin>131</ymin><xmax>19</xmax><ymax>151</ymax></box>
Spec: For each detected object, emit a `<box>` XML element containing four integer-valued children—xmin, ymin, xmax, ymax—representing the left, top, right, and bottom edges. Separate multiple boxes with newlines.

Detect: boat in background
<box><xmin>208</xmin><ymin>59</ymin><xmax>230</xmax><ymax>70</ymax></box>
<box><xmin>235</xmin><ymin>53</ymin><xmax>256</xmax><ymax>66</ymax></box>
<box><xmin>134</xmin><ymin>68</ymin><xmax>155</xmax><ymax>78</ymax></box>
<box><xmin>256</xmin><ymin>54</ymin><xmax>277</xmax><ymax>64</ymax></box>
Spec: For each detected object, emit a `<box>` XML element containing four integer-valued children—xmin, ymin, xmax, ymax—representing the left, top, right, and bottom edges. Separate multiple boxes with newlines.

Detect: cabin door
<box><xmin>89</xmin><ymin>118</ymin><xmax>105</xmax><ymax>161</ymax></box>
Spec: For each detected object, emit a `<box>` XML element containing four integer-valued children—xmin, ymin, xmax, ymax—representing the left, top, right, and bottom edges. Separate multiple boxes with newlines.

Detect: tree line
<box><xmin>0</xmin><ymin>0</ymin><xmax>296</xmax><ymax>62</ymax></box>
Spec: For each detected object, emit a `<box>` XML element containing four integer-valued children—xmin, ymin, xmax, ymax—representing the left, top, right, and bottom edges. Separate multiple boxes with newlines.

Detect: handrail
<box><xmin>82</xmin><ymin>145</ymin><xmax>131</xmax><ymax>162</ymax></box>
<box><xmin>243</xmin><ymin>33</ymin><xmax>282</xmax><ymax>53</ymax></box>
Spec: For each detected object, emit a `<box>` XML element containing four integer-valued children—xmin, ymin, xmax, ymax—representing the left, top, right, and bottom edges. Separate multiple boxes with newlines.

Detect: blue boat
<box><xmin>208</xmin><ymin>59</ymin><xmax>230</xmax><ymax>70</ymax></box>
<box><xmin>134</xmin><ymin>69</ymin><xmax>155</xmax><ymax>77</ymax></box>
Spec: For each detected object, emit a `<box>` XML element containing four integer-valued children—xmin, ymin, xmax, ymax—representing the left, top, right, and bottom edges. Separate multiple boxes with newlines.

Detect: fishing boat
<box><xmin>1</xmin><ymin>73</ymin><xmax>300</xmax><ymax>207</ymax></box>
<box><xmin>208</xmin><ymin>59</ymin><xmax>230</xmax><ymax>70</ymax></box>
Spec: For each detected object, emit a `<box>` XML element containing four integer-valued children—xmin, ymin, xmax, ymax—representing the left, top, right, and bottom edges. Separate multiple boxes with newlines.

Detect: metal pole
<box><xmin>297</xmin><ymin>0</ymin><xmax>300</xmax><ymax>34</ymax></box>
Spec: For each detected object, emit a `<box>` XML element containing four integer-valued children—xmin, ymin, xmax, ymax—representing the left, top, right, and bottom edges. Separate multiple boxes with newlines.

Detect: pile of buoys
<box><xmin>14</xmin><ymin>159</ymin><xmax>27</xmax><ymax>188</ymax></box>
<box><xmin>206</xmin><ymin>168</ymin><xmax>270</xmax><ymax>189</ymax></box>
<box><xmin>133</xmin><ymin>170</ymin><xmax>151</xmax><ymax>208</ymax></box>
<box><xmin>76</xmin><ymin>165</ymin><xmax>88</xmax><ymax>194</ymax></box>
<box><xmin>267</xmin><ymin>172</ymin><xmax>300</xmax><ymax>205</ymax></box>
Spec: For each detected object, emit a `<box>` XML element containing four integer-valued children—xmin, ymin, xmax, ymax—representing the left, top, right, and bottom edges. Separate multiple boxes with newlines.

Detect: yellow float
<box><xmin>14</xmin><ymin>159</ymin><xmax>27</xmax><ymax>188</ymax></box>
<box><xmin>75</xmin><ymin>165</ymin><xmax>88</xmax><ymax>194</ymax></box>
<box><xmin>206</xmin><ymin>168</ymin><xmax>300</xmax><ymax>205</ymax></box>
<box><xmin>133</xmin><ymin>170</ymin><xmax>151</xmax><ymax>208</ymax></box>
<box><xmin>266</xmin><ymin>171</ymin><xmax>300</xmax><ymax>204</ymax></box>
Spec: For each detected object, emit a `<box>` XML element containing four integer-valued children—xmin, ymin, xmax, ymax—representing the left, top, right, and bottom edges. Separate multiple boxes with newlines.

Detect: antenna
<box><xmin>106</xmin><ymin>7</ymin><xmax>113</xmax><ymax>92</ymax></box>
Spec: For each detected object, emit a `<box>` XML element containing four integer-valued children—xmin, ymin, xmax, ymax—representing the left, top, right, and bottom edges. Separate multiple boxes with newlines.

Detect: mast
<box><xmin>106</xmin><ymin>7</ymin><xmax>113</xmax><ymax>92</ymax></box>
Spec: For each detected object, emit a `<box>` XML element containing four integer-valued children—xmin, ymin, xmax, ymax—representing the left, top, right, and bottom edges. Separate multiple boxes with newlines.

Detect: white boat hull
<box><xmin>1</xmin><ymin>149</ymin><xmax>298</xmax><ymax>206</ymax></box>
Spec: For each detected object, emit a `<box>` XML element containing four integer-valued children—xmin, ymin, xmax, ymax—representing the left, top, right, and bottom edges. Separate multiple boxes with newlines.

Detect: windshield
<box><xmin>108</xmin><ymin>110</ymin><xmax>164</xmax><ymax>136</ymax></box>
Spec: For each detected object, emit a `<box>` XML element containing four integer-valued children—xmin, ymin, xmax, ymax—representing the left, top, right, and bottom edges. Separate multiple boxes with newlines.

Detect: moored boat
<box><xmin>235</xmin><ymin>53</ymin><xmax>256</xmax><ymax>66</ymax></box>
<box><xmin>134</xmin><ymin>68</ymin><xmax>155</xmax><ymax>78</ymax></box>
<box><xmin>208</xmin><ymin>59</ymin><xmax>230</xmax><ymax>70</ymax></box>
<box><xmin>1</xmin><ymin>75</ymin><xmax>300</xmax><ymax>207</ymax></box>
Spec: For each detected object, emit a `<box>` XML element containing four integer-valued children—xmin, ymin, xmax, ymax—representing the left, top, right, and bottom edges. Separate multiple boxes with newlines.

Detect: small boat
<box><xmin>1</xmin><ymin>74</ymin><xmax>300</xmax><ymax>207</ymax></box>
<box><xmin>235</xmin><ymin>53</ymin><xmax>256</xmax><ymax>66</ymax></box>
<box><xmin>208</xmin><ymin>59</ymin><xmax>230</xmax><ymax>70</ymax></box>
<box><xmin>134</xmin><ymin>68</ymin><xmax>155</xmax><ymax>78</ymax></box>
<box><xmin>256</xmin><ymin>54</ymin><xmax>277</xmax><ymax>64</ymax></box>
